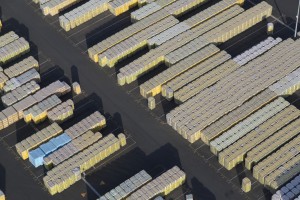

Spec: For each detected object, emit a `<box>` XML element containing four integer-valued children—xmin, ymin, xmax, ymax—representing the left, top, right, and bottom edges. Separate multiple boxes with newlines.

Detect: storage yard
<box><xmin>0</xmin><ymin>0</ymin><xmax>300</xmax><ymax>200</ymax></box>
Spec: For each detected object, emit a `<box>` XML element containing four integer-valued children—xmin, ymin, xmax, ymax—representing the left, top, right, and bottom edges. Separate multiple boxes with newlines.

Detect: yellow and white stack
<box><xmin>43</xmin><ymin>133</ymin><xmax>127</xmax><ymax>195</ymax></box>
<box><xmin>72</xmin><ymin>82</ymin><xmax>81</xmax><ymax>95</ymax></box>
<box><xmin>48</xmin><ymin>99</ymin><xmax>74</xmax><ymax>123</ymax></box>
<box><xmin>0</xmin><ymin>31</ymin><xmax>19</xmax><ymax>47</ymax></box>
<box><xmin>0</xmin><ymin>190</ymin><xmax>5</xmax><ymax>200</ymax></box>
<box><xmin>4</xmin><ymin>56</ymin><xmax>39</xmax><ymax>79</ymax></box>
<box><xmin>64</xmin><ymin>111</ymin><xmax>106</xmax><ymax>139</ymax></box>
<box><xmin>0</xmin><ymin>37</ymin><xmax>30</xmax><ymax>64</ymax></box>
<box><xmin>44</xmin><ymin>131</ymin><xmax>102</xmax><ymax>168</ymax></box>
<box><xmin>59</xmin><ymin>0</ymin><xmax>110</xmax><ymax>31</ymax></box>
<box><xmin>15</xmin><ymin>123</ymin><xmax>63</xmax><ymax>160</ymax></box>
<box><xmin>127</xmin><ymin>166</ymin><xmax>186</xmax><ymax>199</ymax></box>
<box><xmin>1</xmin><ymin>81</ymin><xmax>40</xmax><ymax>107</ymax></box>
<box><xmin>108</xmin><ymin>0</ymin><xmax>138</xmax><ymax>16</ymax></box>
<box><xmin>3</xmin><ymin>68</ymin><xmax>40</xmax><ymax>93</ymax></box>
<box><xmin>41</xmin><ymin>0</ymin><xmax>81</xmax><ymax>16</ymax></box>
<box><xmin>23</xmin><ymin>95</ymin><xmax>62</xmax><ymax>124</ymax></box>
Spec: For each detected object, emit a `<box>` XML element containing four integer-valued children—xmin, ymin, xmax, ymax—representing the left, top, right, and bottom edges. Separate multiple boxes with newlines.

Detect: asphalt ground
<box><xmin>0</xmin><ymin>0</ymin><xmax>299</xmax><ymax>200</ymax></box>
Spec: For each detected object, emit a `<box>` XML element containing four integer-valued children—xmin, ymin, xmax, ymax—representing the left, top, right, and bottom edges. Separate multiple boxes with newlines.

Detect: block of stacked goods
<box><xmin>98</xmin><ymin>170</ymin><xmax>152</xmax><ymax>200</ymax></box>
<box><xmin>31</xmin><ymin>80</ymin><xmax>71</xmax><ymax>102</ymax></box>
<box><xmin>127</xmin><ymin>166</ymin><xmax>186</xmax><ymax>199</ymax></box>
<box><xmin>242</xmin><ymin>178</ymin><xmax>251</xmax><ymax>192</ymax></box>
<box><xmin>0</xmin><ymin>190</ymin><xmax>4</xmax><ymax>200</ymax></box>
<box><xmin>148</xmin><ymin>0</ymin><xmax>241</xmax><ymax>47</ymax></box>
<box><xmin>43</xmin><ymin>133</ymin><xmax>127</xmax><ymax>195</ymax></box>
<box><xmin>2</xmin><ymin>106</ymin><xmax>20</xmax><ymax>126</ymax></box>
<box><xmin>140</xmin><ymin>44</ymin><xmax>220</xmax><ymax>98</ymax></box>
<box><xmin>183</xmin><ymin>0</ymin><xmax>241</xmax><ymax>28</ymax></box>
<box><xmin>0</xmin><ymin>31</ymin><xmax>19</xmax><ymax>48</ymax></box>
<box><xmin>219</xmin><ymin>105</ymin><xmax>300</xmax><ymax>170</ymax></box>
<box><xmin>12</xmin><ymin>95</ymin><xmax>38</xmax><ymax>119</ymax></box>
<box><xmin>253</xmin><ymin>134</ymin><xmax>300</xmax><ymax>188</ymax></box>
<box><xmin>29</xmin><ymin>133</ymin><xmax>71</xmax><ymax>167</ymax></box>
<box><xmin>64</xmin><ymin>111</ymin><xmax>106</xmax><ymax>139</ymax></box>
<box><xmin>204</xmin><ymin>2</ymin><xmax>272</xmax><ymax>44</ymax></box>
<box><xmin>210</xmin><ymin>97</ymin><xmax>289</xmax><ymax>155</ymax></box>
<box><xmin>148</xmin><ymin>97</ymin><xmax>155</xmax><ymax>110</ymax></box>
<box><xmin>1</xmin><ymin>81</ymin><xmax>40</xmax><ymax>107</ymax></box>
<box><xmin>98</xmin><ymin>16</ymin><xmax>178</xmax><ymax>67</ymax></box>
<box><xmin>246</xmin><ymin>118</ymin><xmax>300</xmax><ymax>170</ymax></box>
<box><xmin>269</xmin><ymin>67</ymin><xmax>300</xmax><ymax>96</ymax></box>
<box><xmin>0</xmin><ymin>72</ymin><xmax>8</xmax><ymax>90</ymax></box>
<box><xmin>3</xmin><ymin>68</ymin><xmax>40</xmax><ymax>93</ymax></box>
<box><xmin>131</xmin><ymin>2</ymin><xmax>162</xmax><ymax>22</ymax></box>
<box><xmin>272</xmin><ymin>174</ymin><xmax>300</xmax><ymax>200</ymax></box>
<box><xmin>164</xmin><ymin>37</ymin><xmax>211</xmax><ymax>66</ymax></box>
<box><xmin>148</xmin><ymin>22</ymin><xmax>191</xmax><ymax>47</ymax></box>
<box><xmin>108</xmin><ymin>0</ymin><xmax>138</xmax><ymax>16</ymax></box>
<box><xmin>117</xmin><ymin>5</ymin><xmax>244</xmax><ymax>85</ymax></box>
<box><xmin>72</xmin><ymin>82</ymin><xmax>81</xmax><ymax>94</ymax></box>
<box><xmin>166</xmin><ymin>37</ymin><xmax>299</xmax><ymax>144</ymax></box>
<box><xmin>0</xmin><ymin>37</ymin><xmax>30</xmax><ymax>64</ymax></box>
<box><xmin>88</xmin><ymin>9</ymin><xmax>170</xmax><ymax>62</ymax></box>
<box><xmin>59</xmin><ymin>0</ymin><xmax>110</xmax><ymax>31</ymax></box>
<box><xmin>23</xmin><ymin>95</ymin><xmax>62</xmax><ymax>124</ymax></box>
<box><xmin>40</xmin><ymin>0</ymin><xmax>82</xmax><ymax>16</ymax></box>
<box><xmin>15</xmin><ymin>123</ymin><xmax>63</xmax><ymax>159</ymax></box>
<box><xmin>166</xmin><ymin>0</ymin><xmax>210</xmax><ymax>17</ymax></box>
<box><xmin>47</xmin><ymin>99</ymin><xmax>74</xmax><ymax>123</ymax></box>
<box><xmin>44</xmin><ymin>131</ymin><xmax>102</xmax><ymax>168</ymax></box>
<box><xmin>4</xmin><ymin>56</ymin><xmax>39</xmax><ymax>79</ymax></box>
<box><xmin>233</xmin><ymin>37</ymin><xmax>282</xmax><ymax>66</ymax></box>
<box><xmin>162</xmin><ymin>52</ymin><xmax>231</xmax><ymax>100</ymax></box>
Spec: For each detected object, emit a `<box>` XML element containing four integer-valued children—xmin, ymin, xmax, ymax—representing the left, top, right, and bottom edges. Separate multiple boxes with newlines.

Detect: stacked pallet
<box><xmin>139</xmin><ymin>44</ymin><xmax>220</xmax><ymax>97</ymax></box>
<box><xmin>159</xmin><ymin>50</ymin><xmax>228</xmax><ymax>96</ymax></box>
<box><xmin>272</xmin><ymin>174</ymin><xmax>300</xmax><ymax>200</ymax></box>
<box><xmin>0</xmin><ymin>72</ymin><xmax>8</xmax><ymax>90</ymax></box>
<box><xmin>43</xmin><ymin>133</ymin><xmax>127</xmax><ymax>195</ymax></box>
<box><xmin>44</xmin><ymin>131</ymin><xmax>102</xmax><ymax>168</ymax></box>
<box><xmin>148</xmin><ymin>22</ymin><xmax>191</xmax><ymax>47</ymax></box>
<box><xmin>0</xmin><ymin>31</ymin><xmax>19</xmax><ymax>47</ymax></box>
<box><xmin>127</xmin><ymin>166</ymin><xmax>186</xmax><ymax>199</ymax></box>
<box><xmin>131</xmin><ymin>2</ymin><xmax>163</xmax><ymax>22</ymax></box>
<box><xmin>253</xmin><ymin>133</ymin><xmax>300</xmax><ymax>189</ymax></box>
<box><xmin>29</xmin><ymin>133</ymin><xmax>71</xmax><ymax>167</ymax></box>
<box><xmin>47</xmin><ymin>99</ymin><xmax>74</xmax><ymax>123</ymax></box>
<box><xmin>166</xmin><ymin>38</ymin><xmax>299</xmax><ymax>143</ymax></box>
<box><xmin>64</xmin><ymin>111</ymin><xmax>106</xmax><ymax>139</ymax></box>
<box><xmin>173</xmin><ymin>60</ymin><xmax>238</xmax><ymax>103</ymax></box>
<box><xmin>3</xmin><ymin>68</ymin><xmax>40</xmax><ymax>93</ymax></box>
<box><xmin>98</xmin><ymin>16</ymin><xmax>179</xmax><ymax>67</ymax></box>
<box><xmin>4</xmin><ymin>56</ymin><xmax>39</xmax><ymax>79</ymax></box>
<box><xmin>108</xmin><ymin>0</ymin><xmax>138</xmax><ymax>16</ymax></box>
<box><xmin>166</xmin><ymin>0</ymin><xmax>210</xmax><ymax>17</ymax></box>
<box><xmin>31</xmin><ymin>80</ymin><xmax>71</xmax><ymax>102</ymax></box>
<box><xmin>0</xmin><ymin>37</ymin><xmax>30</xmax><ymax>64</ymax></box>
<box><xmin>98</xmin><ymin>170</ymin><xmax>152</xmax><ymax>200</ymax></box>
<box><xmin>88</xmin><ymin>9</ymin><xmax>169</xmax><ymax>62</ymax></box>
<box><xmin>200</xmin><ymin>89</ymin><xmax>277</xmax><ymax>145</ymax></box>
<box><xmin>219</xmin><ymin>106</ymin><xmax>300</xmax><ymax>170</ymax></box>
<box><xmin>1</xmin><ymin>81</ymin><xmax>40</xmax><ymax>107</ymax></box>
<box><xmin>41</xmin><ymin>0</ymin><xmax>81</xmax><ymax>16</ymax></box>
<box><xmin>233</xmin><ymin>37</ymin><xmax>282</xmax><ymax>65</ymax></box>
<box><xmin>245</xmin><ymin>118</ymin><xmax>300</xmax><ymax>170</ymax></box>
<box><xmin>23</xmin><ymin>95</ymin><xmax>62</xmax><ymax>124</ymax></box>
<box><xmin>269</xmin><ymin>67</ymin><xmax>300</xmax><ymax>96</ymax></box>
<box><xmin>147</xmin><ymin>0</ymin><xmax>241</xmax><ymax>47</ymax></box>
<box><xmin>204</xmin><ymin>1</ymin><xmax>272</xmax><ymax>43</ymax></box>
<box><xmin>15</xmin><ymin>123</ymin><xmax>63</xmax><ymax>160</ymax></box>
<box><xmin>59</xmin><ymin>0</ymin><xmax>110</xmax><ymax>31</ymax></box>
<box><xmin>117</xmin><ymin>5</ymin><xmax>245</xmax><ymax>85</ymax></box>
<box><xmin>210</xmin><ymin>97</ymin><xmax>289</xmax><ymax>155</ymax></box>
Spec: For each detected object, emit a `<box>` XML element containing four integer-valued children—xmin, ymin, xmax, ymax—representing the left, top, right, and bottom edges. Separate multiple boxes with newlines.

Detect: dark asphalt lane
<box><xmin>0</xmin><ymin>0</ymin><xmax>293</xmax><ymax>200</ymax></box>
